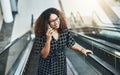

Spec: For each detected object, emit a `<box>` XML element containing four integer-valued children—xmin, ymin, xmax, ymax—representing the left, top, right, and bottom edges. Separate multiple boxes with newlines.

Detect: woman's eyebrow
<box><xmin>49</xmin><ymin>17</ymin><xmax>59</xmax><ymax>22</ymax></box>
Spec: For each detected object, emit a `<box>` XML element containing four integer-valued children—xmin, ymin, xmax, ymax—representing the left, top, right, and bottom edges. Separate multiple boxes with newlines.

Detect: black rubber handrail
<box><xmin>88</xmin><ymin>54</ymin><xmax>120</xmax><ymax>75</ymax></box>
<box><xmin>72</xmin><ymin>31</ymin><xmax>120</xmax><ymax>57</ymax></box>
<box><xmin>0</xmin><ymin>14</ymin><xmax>34</xmax><ymax>54</ymax></box>
<box><xmin>0</xmin><ymin>30</ymin><xmax>31</xmax><ymax>54</ymax></box>
<box><xmin>78</xmin><ymin>26</ymin><xmax>120</xmax><ymax>32</ymax></box>
<box><xmin>73</xmin><ymin>32</ymin><xmax>120</xmax><ymax>75</ymax></box>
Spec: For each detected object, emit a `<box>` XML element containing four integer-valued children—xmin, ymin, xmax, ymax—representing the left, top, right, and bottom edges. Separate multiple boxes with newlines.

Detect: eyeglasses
<box><xmin>49</xmin><ymin>17</ymin><xmax>60</xmax><ymax>25</ymax></box>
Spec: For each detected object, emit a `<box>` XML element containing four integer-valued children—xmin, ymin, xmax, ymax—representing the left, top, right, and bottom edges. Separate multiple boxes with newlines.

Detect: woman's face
<box><xmin>48</xmin><ymin>14</ymin><xmax>60</xmax><ymax>30</ymax></box>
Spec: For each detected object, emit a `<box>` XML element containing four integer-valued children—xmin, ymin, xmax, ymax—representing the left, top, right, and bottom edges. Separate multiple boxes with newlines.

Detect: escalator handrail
<box><xmin>76</xmin><ymin>26</ymin><xmax>120</xmax><ymax>32</ymax></box>
<box><xmin>0</xmin><ymin>14</ymin><xmax>34</xmax><ymax>55</ymax></box>
<box><xmin>90</xmin><ymin>26</ymin><xmax>119</xmax><ymax>32</ymax></box>
<box><xmin>76</xmin><ymin>11</ymin><xmax>84</xmax><ymax>24</ymax></box>
<box><xmin>97</xmin><ymin>26</ymin><xmax>120</xmax><ymax>29</ymax></box>
<box><xmin>75</xmin><ymin>38</ymin><xmax>119</xmax><ymax>75</ymax></box>
<box><xmin>74</xmin><ymin>33</ymin><xmax>120</xmax><ymax>75</ymax></box>
<box><xmin>0</xmin><ymin>30</ymin><xmax>32</xmax><ymax>54</ymax></box>
<box><xmin>72</xmin><ymin>31</ymin><xmax>120</xmax><ymax>57</ymax></box>
<box><xmin>71</xmin><ymin>11</ymin><xmax>120</xmax><ymax>29</ymax></box>
<box><xmin>88</xmin><ymin>54</ymin><xmax>120</xmax><ymax>75</ymax></box>
<box><xmin>93</xmin><ymin>11</ymin><xmax>120</xmax><ymax>26</ymax></box>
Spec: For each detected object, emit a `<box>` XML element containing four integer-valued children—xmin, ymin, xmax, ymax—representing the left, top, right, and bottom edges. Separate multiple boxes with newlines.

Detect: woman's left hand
<box><xmin>82</xmin><ymin>49</ymin><xmax>93</xmax><ymax>56</ymax></box>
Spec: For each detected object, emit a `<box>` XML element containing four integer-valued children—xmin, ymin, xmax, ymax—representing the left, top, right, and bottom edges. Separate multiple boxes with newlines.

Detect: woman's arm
<box><xmin>41</xmin><ymin>27</ymin><xmax>54</xmax><ymax>58</ymax></box>
<box><xmin>41</xmin><ymin>40</ymin><xmax>51</xmax><ymax>58</ymax></box>
<box><xmin>70</xmin><ymin>43</ymin><xmax>93</xmax><ymax>56</ymax></box>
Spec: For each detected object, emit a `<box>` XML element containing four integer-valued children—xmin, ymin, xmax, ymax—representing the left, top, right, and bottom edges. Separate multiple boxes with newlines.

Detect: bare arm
<box><xmin>41</xmin><ymin>27</ymin><xmax>54</xmax><ymax>58</ymax></box>
<box><xmin>41</xmin><ymin>40</ymin><xmax>51</xmax><ymax>58</ymax></box>
<box><xmin>71</xmin><ymin>43</ymin><xmax>93</xmax><ymax>56</ymax></box>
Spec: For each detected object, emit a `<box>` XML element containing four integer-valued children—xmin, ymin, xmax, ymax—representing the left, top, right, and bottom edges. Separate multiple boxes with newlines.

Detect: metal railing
<box><xmin>0</xmin><ymin>14</ymin><xmax>34</xmax><ymax>75</ymax></box>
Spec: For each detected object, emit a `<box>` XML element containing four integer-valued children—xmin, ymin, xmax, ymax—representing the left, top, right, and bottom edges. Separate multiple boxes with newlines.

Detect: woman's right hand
<box><xmin>41</xmin><ymin>27</ymin><xmax>54</xmax><ymax>58</ymax></box>
<box><xmin>46</xmin><ymin>27</ymin><xmax>54</xmax><ymax>42</ymax></box>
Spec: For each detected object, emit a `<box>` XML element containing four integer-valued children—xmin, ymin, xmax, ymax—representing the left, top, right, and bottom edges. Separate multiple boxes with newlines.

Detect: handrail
<box><xmin>72</xmin><ymin>26</ymin><xmax>120</xmax><ymax>32</ymax></box>
<box><xmin>73</xmin><ymin>31</ymin><xmax>120</xmax><ymax>75</ymax></box>
<box><xmin>71</xmin><ymin>11</ymin><xmax>120</xmax><ymax>29</ymax></box>
<box><xmin>0</xmin><ymin>30</ymin><xmax>31</xmax><ymax>54</ymax></box>
<box><xmin>31</xmin><ymin>14</ymin><xmax>34</xmax><ymax>28</ymax></box>
<box><xmin>93</xmin><ymin>11</ymin><xmax>120</xmax><ymax>26</ymax></box>
<box><xmin>70</xmin><ymin>12</ymin><xmax>77</xmax><ymax>23</ymax></box>
<box><xmin>76</xmin><ymin>11</ymin><xmax>85</xmax><ymax>24</ymax></box>
<box><xmin>0</xmin><ymin>14</ymin><xmax>34</xmax><ymax>54</ymax></box>
<box><xmin>69</xmin><ymin>12</ymin><xmax>120</xmax><ymax>33</ymax></box>
<box><xmin>70</xmin><ymin>11</ymin><xmax>85</xmax><ymax>24</ymax></box>
<box><xmin>81</xmin><ymin>26</ymin><xmax>120</xmax><ymax>32</ymax></box>
<box><xmin>97</xmin><ymin>0</ymin><xmax>120</xmax><ymax>25</ymax></box>
<box><xmin>69</xmin><ymin>11</ymin><xmax>120</xmax><ymax>31</ymax></box>
<box><xmin>88</xmin><ymin>54</ymin><xmax>119</xmax><ymax>75</ymax></box>
<box><xmin>73</xmin><ymin>31</ymin><xmax>120</xmax><ymax>58</ymax></box>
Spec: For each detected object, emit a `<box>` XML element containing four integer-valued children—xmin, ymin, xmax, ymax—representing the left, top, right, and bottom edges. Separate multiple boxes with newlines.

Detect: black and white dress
<box><xmin>34</xmin><ymin>29</ymin><xmax>75</xmax><ymax>75</ymax></box>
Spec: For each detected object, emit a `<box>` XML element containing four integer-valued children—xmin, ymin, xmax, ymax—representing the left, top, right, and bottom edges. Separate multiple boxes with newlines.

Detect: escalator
<box><xmin>67</xmin><ymin>6</ymin><xmax>120</xmax><ymax>74</ymax></box>
<box><xmin>69</xmin><ymin>11</ymin><xmax>120</xmax><ymax>73</ymax></box>
<box><xmin>71</xmin><ymin>30</ymin><xmax>120</xmax><ymax>75</ymax></box>
<box><xmin>91</xmin><ymin>9</ymin><xmax>120</xmax><ymax>45</ymax></box>
<box><xmin>0</xmin><ymin>30</ymin><xmax>32</xmax><ymax>75</ymax></box>
<box><xmin>1</xmin><ymin>1</ymin><xmax>120</xmax><ymax>74</ymax></box>
<box><xmin>65</xmin><ymin>46</ymin><xmax>102</xmax><ymax>75</ymax></box>
<box><xmin>97</xmin><ymin>0</ymin><xmax>120</xmax><ymax>24</ymax></box>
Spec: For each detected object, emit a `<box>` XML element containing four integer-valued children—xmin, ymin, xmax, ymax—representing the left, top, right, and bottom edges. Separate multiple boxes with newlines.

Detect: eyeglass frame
<box><xmin>48</xmin><ymin>17</ymin><xmax>60</xmax><ymax>25</ymax></box>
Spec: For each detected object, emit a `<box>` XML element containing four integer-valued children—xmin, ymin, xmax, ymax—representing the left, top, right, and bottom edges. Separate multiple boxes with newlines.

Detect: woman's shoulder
<box><xmin>62</xmin><ymin>29</ymin><xmax>69</xmax><ymax>32</ymax></box>
<box><xmin>62</xmin><ymin>29</ymin><xmax>71</xmax><ymax>34</ymax></box>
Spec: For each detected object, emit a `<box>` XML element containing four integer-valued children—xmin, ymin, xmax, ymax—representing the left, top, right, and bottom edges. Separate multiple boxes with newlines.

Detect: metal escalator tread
<box><xmin>65</xmin><ymin>47</ymin><xmax>101</xmax><ymax>75</ymax></box>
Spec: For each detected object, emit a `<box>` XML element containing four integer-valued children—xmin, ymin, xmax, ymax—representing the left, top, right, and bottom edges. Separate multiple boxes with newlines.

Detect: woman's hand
<box><xmin>71</xmin><ymin>43</ymin><xmax>93</xmax><ymax>56</ymax></box>
<box><xmin>41</xmin><ymin>27</ymin><xmax>54</xmax><ymax>58</ymax></box>
<box><xmin>82</xmin><ymin>49</ymin><xmax>93</xmax><ymax>56</ymax></box>
<box><xmin>46</xmin><ymin>27</ymin><xmax>54</xmax><ymax>42</ymax></box>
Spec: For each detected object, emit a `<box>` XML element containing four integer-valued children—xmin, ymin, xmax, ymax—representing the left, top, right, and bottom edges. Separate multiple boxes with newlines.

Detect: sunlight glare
<box><xmin>62</xmin><ymin>0</ymin><xmax>99</xmax><ymax>16</ymax></box>
<box><xmin>77</xmin><ymin>0</ymin><xmax>98</xmax><ymax>16</ymax></box>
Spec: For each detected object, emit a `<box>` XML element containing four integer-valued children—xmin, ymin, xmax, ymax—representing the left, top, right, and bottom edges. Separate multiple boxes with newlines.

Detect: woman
<box><xmin>34</xmin><ymin>8</ymin><xmax>93</xmax><ymax>75</ymax></box>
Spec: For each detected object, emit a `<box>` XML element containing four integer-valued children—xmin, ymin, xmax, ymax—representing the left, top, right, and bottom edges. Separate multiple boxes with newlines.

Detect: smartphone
<box><xmin>47</xmin><ymin>24</ymin><xmax>50</xmax><ymax>28</ymax></box>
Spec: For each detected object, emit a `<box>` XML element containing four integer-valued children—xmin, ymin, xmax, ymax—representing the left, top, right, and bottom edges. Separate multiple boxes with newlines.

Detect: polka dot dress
<box><xmin>34</xmin><ymin>29</ymin><xmax>75</xmax><ymax>75</ymax></box>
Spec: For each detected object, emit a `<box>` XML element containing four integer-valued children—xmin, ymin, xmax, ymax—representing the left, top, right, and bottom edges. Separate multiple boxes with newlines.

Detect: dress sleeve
<box><xmin>33</xmin><ymin>36</ymin><xmax>45</xmax><ymax>53</ymax></box>
<box><xmin>66</xmin><ymin>29</ymin><xmax>75</xmax><ymax>48</ymax></box>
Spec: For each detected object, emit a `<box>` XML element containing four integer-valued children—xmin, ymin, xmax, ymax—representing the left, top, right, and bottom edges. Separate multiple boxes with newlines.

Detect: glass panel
<box><xmin>67</xmin><ymin>9</ymin><xmax>120</xmax><ymax>74</ymax></box>
<box><xmin>70</xmin><ymin>25</ymin><xmax>120</xmax><ymax>75</ymax></box>
<box><xmin>0</xmin><ymin>32</ymin><xmax>31</xmax><ymax>75</ymax></box>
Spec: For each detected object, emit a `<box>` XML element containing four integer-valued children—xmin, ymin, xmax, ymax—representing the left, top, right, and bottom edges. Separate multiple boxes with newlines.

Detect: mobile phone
<box><xmin>48</xmin><ymin>24</ymin><xmax>53</xmax><ymax>30</ymax></box>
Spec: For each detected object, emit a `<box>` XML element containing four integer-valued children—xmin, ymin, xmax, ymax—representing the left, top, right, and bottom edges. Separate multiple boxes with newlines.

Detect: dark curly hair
<box><xmin>34</xmin><ymin>8</ymin><xmax>67</xmax><ymax>37</ymax></box>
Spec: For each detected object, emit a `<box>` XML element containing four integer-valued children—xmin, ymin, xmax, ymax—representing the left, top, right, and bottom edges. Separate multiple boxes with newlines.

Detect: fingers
<box><xmin>48</xmin><ymin>28</ymin><xmax>54</xmax><ymax>34</ymax></box>
<box><xmin>46</xmin><ymin>27</ymin><xmax>54</xmax><ymax>36</ymax></box>
<box><xmin>86</xmin><ymin>51</ymin><xmax>93</xmax><ymax>55</ymax></box>
<box><xmin>84</xmin><ymin>50</ymin><xmax>93</xmax><ymax>56</ymax></box>
<box><xmin>87</xmin><ymin>50</ymin><xmax>93</xmax><ymax>54</ymax></box>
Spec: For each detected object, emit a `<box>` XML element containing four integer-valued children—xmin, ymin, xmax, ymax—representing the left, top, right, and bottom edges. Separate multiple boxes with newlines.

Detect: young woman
<box><xmin>34</xmin><ymin>8</ymin><xmax>93</xmax><ymax>75</ymax></box>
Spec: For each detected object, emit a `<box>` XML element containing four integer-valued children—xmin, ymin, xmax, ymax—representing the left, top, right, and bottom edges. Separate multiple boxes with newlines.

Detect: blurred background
<box><xmin>0</xmin><ymin>0</ymin><xmax>120</xmax><ymax>75</ymax></box>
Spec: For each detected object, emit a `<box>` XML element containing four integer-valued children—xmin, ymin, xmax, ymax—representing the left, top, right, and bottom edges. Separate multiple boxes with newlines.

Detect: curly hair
<box><xmin>34</xmin><ymin>8</ymin><xmax>67</xmax><ymax>37</ymax></box>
